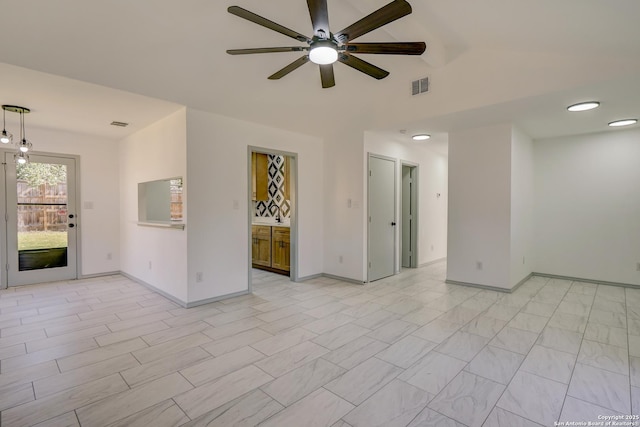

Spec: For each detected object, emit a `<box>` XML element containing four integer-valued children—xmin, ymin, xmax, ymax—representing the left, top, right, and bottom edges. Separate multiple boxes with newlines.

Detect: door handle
<box><xmin>68</xmin><ymin>223</ymin><xmax>75</xmax><ymax>228</ymax></box>
<box><xmin>391</xmin><ymin>222</ymin><xmax>396</xmax><ymax>226</ymax></box>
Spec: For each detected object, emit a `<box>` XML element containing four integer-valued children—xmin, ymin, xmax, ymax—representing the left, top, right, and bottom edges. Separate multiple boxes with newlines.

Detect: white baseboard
<box><xmin>418</xmin><ymin>257</ymin><xmax>447</xmax><ymax>268</ymax></box>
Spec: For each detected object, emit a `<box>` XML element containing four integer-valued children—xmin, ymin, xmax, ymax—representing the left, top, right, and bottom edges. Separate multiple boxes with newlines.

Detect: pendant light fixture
<box><xmin>1</xmin><ymin>106</ymin><xmax>13</xmax><ymax>144</ymax></box>
<box><xmin>1</xmin><ymin>105</ymin><xmax>33</xmax><ymax>164</ymax></box>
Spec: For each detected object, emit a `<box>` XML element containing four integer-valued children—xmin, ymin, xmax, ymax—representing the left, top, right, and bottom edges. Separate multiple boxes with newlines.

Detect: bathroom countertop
<box><xmin>252</xmin><ymin>218</ymin><xmax>290</xmax><ymax>228</ymax></box>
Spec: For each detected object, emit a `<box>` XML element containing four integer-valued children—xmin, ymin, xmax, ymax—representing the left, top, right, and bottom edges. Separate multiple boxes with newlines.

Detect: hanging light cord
<box><xmin>20</xmin><ymin>110</ymin><xmax>24</xmax><ymax>142</ymax></box>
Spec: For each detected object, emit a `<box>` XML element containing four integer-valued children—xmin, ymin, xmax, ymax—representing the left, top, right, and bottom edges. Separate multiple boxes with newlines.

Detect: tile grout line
<box><xmin>470</xmin><ymin>301</ymin><xmax>539</xmax><ymax>426</ymax></box>
<box><xmin>472</xmin><ymin>276</ymin><xmax>562</xmax><ymax>427</ymax></box>
<box><xmin>557</xmin><ymin>282</ymin><xmax>597</xmax><ymax>421</ymax></box>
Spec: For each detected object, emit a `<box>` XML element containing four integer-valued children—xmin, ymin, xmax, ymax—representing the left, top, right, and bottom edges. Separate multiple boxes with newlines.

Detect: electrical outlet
<box><xmin>430</xmin><ymin>245</ymin><xmax>434</xmax><ymax>251</ymax></box>
<box><xmin>338</xmin><ymin>255</ymin><xmax>343</xmax><ymax>264</ymax></box>
<box><xmin>148</xmin><ymin>261</ymin><xmax>152</xmax><ymax>270</ymax></box>
<box><xmin>522</xmin><ymin>256</ymin><xmax>525</xmax><ymax>265</ymax></box>
<box><xmin>106</xmin><ymin>253</ymin><xmax>112</xmax><ymax>260</ymax></box>
<box><xmin>476</xmin><ymin>261</ymin><xmax>483</xmax><ymax>270</ymax></box>
<box><xmin>196</xmin><ymin>272</ymin><xmax>203</xmax><ymax>283</ymax></box>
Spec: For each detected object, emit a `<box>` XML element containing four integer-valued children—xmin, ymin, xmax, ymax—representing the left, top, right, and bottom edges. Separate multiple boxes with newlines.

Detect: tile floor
<box><xmin>0</xmin><ymin>263</ymin><xmax>638</xmax><ymax>426</ymax></box>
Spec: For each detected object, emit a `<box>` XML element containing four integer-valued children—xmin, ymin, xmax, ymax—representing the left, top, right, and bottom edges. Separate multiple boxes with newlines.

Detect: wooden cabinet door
<box><xmin>252</xmin><ymin>226</ymin><xmax>271</xmax><ymax>267</ymax></box>
<box><xmin>251</xmin><ymin>152</ymin><xmax>257</xmax><ymax>201</ymax></box>
<box><xmin>271</xmin><ymin>227</ymin><xmax>290</xmax><ymax>271</ymax></box>
<box><xmin>255</xmin><ymin>153</ymin><xmax>269</xmax><ymax>201</ymax></box>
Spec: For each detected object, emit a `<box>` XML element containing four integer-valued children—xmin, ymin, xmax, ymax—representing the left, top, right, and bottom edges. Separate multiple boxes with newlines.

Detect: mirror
<box><xmin>138</xmin><ymin>177</ymin><xmax>183</xmax><ymax>224</ymax></box>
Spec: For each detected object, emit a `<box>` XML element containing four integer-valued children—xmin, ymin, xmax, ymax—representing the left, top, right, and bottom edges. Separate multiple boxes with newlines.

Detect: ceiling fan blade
<box><xmin>338</xmin><ymin>53</ymin><xmax>389</xmax><ymax>80</ymax></box>
<box><xmin>319</xmin><ymin>64</ymin><xmax>335</xmax><ymax>88</ymax></box>
<box><xmin>228</xmin><ymin>6</ymin><xmax>310</xmax><ymax>42</ymax></box>
<box><xmin>227</xmin><ymin>47</ymin><xmax>307</xmax><ymax>55</ymax></box>
<box><xmin>268</xmin><ymin>56</ymin><xmax>310</xmax><ymax>80</ymax></box>
<box><xmin>343</xmin><ymin>42</ymin><xmax>426</xmax><ymax>55</ymax></box>
<box><xmin>307</xmin><ymin>0</ymin><xmax>330</xmax><ymax>37</ymax></box>
<box><xmin>335</xmin><ymin>0</ymin><xmax>412</xmax><ymax>43</ymax></box>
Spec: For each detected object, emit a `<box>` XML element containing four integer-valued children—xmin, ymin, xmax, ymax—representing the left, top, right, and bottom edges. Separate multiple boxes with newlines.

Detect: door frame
<box><xmin>247</xmin><ymin>146</ymin><xmax>298</xmax><ymax>292</ymax></box>
<box><xmin>401</xmin><ymin>161</ymin><xmax>419</xmax><ymax>269</ymax></box>
<box><xmin>0</xmin><ymin>150</ymin><xmax>81</xmax><ymax>289</ymax></box>
<box><xmin>367</xmin><ymin>153</ymin><xmax>397</xmax><ymax>282</ymax></box>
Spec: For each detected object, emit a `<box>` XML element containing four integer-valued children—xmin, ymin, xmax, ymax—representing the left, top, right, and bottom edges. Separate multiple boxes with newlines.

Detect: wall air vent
<box><xmin>110</xmin><ymin>121</ymin><xmax>129</xmax><ymax>127</ymax></box>
<box><xmin>411</xmin><ymin>77</ymin><xmax>429</xmax><ymax>95</ymax></box>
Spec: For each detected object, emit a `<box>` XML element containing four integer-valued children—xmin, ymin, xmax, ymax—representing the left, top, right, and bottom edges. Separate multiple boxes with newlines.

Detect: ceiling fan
<box><xmin>226</xmin><ymin>0</ymin><xmax>426</xmax><ymax>88</ymax></box>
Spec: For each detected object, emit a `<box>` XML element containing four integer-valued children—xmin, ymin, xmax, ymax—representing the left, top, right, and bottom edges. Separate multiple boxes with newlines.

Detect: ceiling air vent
<box><xmin>411</xmin><ymin>77</ymin><xmax>429</xmax><ymax>96</ymax></box>
<box><xmin>110</xmin><ymin>121</ymin><xmax>129</xmax><ymax>127</ymax></box>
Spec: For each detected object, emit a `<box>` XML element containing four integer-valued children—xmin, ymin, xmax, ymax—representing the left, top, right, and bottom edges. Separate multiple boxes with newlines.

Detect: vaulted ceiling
<box><xmin>1</xmin><ymin>0</ymin><xmax>639</xmax><ymax>143</ymax></box>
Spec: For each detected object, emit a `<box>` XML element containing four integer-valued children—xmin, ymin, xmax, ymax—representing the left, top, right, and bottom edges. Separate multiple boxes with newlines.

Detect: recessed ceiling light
<box><xmin>412</xmin><ymin>134</ymin><xmax>430</xmax><ymax>141</ymax></box>
<box><xmin>567</xmin><ymin>101</ymin><xmax>600</xmax><ymax>112</ymax></box>
<box><xmin>608</xmin><ymin>119</ymin><xmax>638</xmax><ymax>127</ymax></box>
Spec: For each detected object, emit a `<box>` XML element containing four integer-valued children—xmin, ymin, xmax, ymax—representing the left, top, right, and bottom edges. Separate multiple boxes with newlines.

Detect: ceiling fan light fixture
<box><xmin>412</xmin><ymin>134</ymin><xmax>430</xmax><ymax>141</ymax></box>
<box><xmin>567</xmin><ymin>101</ymin><xmax>600</xmax><ymax>112</ymax></box>
<box><xmin>309</xmin><ymin>44</ymin><xmax>338</xmax><ymax>65</ymax></box>
<box><xmin>608</xmin><ymin>119</ymin><xmax>638</xmax><ymax>127</ymax></box>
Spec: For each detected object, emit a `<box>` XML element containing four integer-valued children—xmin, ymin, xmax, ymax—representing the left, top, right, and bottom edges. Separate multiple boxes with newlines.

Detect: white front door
<box><xmin>5</xmin><ymin>153</ymin><xmax>78</xmax><ymax>286</ymax></box>
<box><xmin>368</xmin><ymin>155</ymin><xmax>396</xmax><ymax>281</ymax></box>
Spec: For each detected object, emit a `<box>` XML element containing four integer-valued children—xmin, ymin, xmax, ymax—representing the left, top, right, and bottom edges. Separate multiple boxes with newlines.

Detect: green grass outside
<box><xmin>18</xmin><ymin>231</ymin><xmax>67</xmax><ymax>251</ymax></box>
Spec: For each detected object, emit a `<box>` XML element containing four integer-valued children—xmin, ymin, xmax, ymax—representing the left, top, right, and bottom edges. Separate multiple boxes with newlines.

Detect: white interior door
<box><xmin>402</xmin><ymin>165</ymin><xmax>412</xmax><ymax>267</ymax></box>
<box><xmin>5</xmin><ymin>153</ymin><xmax>78</xmax><ymax>286</ymax></box>
<box><xmin>402</xmin><ymin>164</ymin><xmax>418</xmax><ymax>268</ymax></box>
<box><xmin>368</xmin><ymin>155</ymin><xmax>396</xmax><ymax>281</ymax></box>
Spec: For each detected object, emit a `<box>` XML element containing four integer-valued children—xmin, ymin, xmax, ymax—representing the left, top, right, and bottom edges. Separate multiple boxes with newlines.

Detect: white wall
<box><xmin>185</xmin><ymin>109</ymin><xmax>324</xmax><ymax>303</ymax></box>
<box><xmin>323</xmin><ymin>128</ymin><xmax>366</xmax><ymax>282</ymax></box>
<box><xmin>364</xmin><ymin>133</ymin><xmax>448</xmax><ymax>269</ymax></box>
<box><xmin>119</xmin><ymin>108</ymin><xmax>188</xmax><ymax>302</ymax></box>
<box><xmin>510</xmin><ymin>126</ymin><xmax>534</xmax><ymax>286</ymax></box>
<box><xmin>534</xmin><ymin>128</ymin><xmax>640</xmax><ymax>285</ymax></box>
<box><xmin>447</xmin><ymin>124</ymin><xmax>513</xmax><ymax>289</ymax></box>
<box><xmin>25</xmin><ymin>127</ymin><xmax>120</xmax><ymax>276</ymax></box>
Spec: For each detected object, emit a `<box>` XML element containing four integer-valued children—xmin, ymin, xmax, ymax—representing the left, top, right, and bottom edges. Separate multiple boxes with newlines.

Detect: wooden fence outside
<box><xmin>17</xmin><ymin>181</ymin><xmax>68</xmax><ymax>232</ymax></box>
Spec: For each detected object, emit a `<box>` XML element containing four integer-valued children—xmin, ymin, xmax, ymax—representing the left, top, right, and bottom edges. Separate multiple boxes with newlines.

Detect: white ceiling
<box><xmin>0</xmin><ymin>63</ymin><xmax>182</xmax><ymax>139</ymax></box>
<box><xmin>0</xmin><ymin>0</ymin><xmax>639</xmax><ymax>144</ymax></box>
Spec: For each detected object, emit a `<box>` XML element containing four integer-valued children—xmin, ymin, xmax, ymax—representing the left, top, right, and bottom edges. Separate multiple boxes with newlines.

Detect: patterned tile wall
<box><xmin>255</xmin><ymin>155</ymin><xmax>291</xmax><ymax>218</ymax></box>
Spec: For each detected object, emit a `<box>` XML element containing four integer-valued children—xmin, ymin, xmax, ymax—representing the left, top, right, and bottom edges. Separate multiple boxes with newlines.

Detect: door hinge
<box><xmin>368</xmin><ymin>261</ymin><xmax>371</xmax><ymax>268</ymax></box>
<box><xmin>369</xmin><ymin>170</ymin><xmax>372</xmax><ymax>176</ymax></box>
<box><xmin>5</xmin><ymin>263</ymin><xmax>9</xmax><ymax>271</ymax></box>
<box><xmin>4</xmin><ymin>213</ymin><xmax>8</xmax><ymax>222</ymax></box>
<box><xmin>369</xmin><ymin>216</ymin><xmax>371</xmax><ymax>223</ymax></box>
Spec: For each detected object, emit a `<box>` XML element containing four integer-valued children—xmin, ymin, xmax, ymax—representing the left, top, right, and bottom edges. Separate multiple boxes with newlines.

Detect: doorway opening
<box><xmin>248</xmin><ymin>148</ymin><xmax>297</xmax><ymax>291</ymax></box>
<box><xmin>401</xmin><ymin>163</ymin><xmax>419</xmax><ymax>268</ymax></box>
<box><xmin>2</xmin><ymin>152</ymin><xmax>79</xmax><ymax>287</ymax></box>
